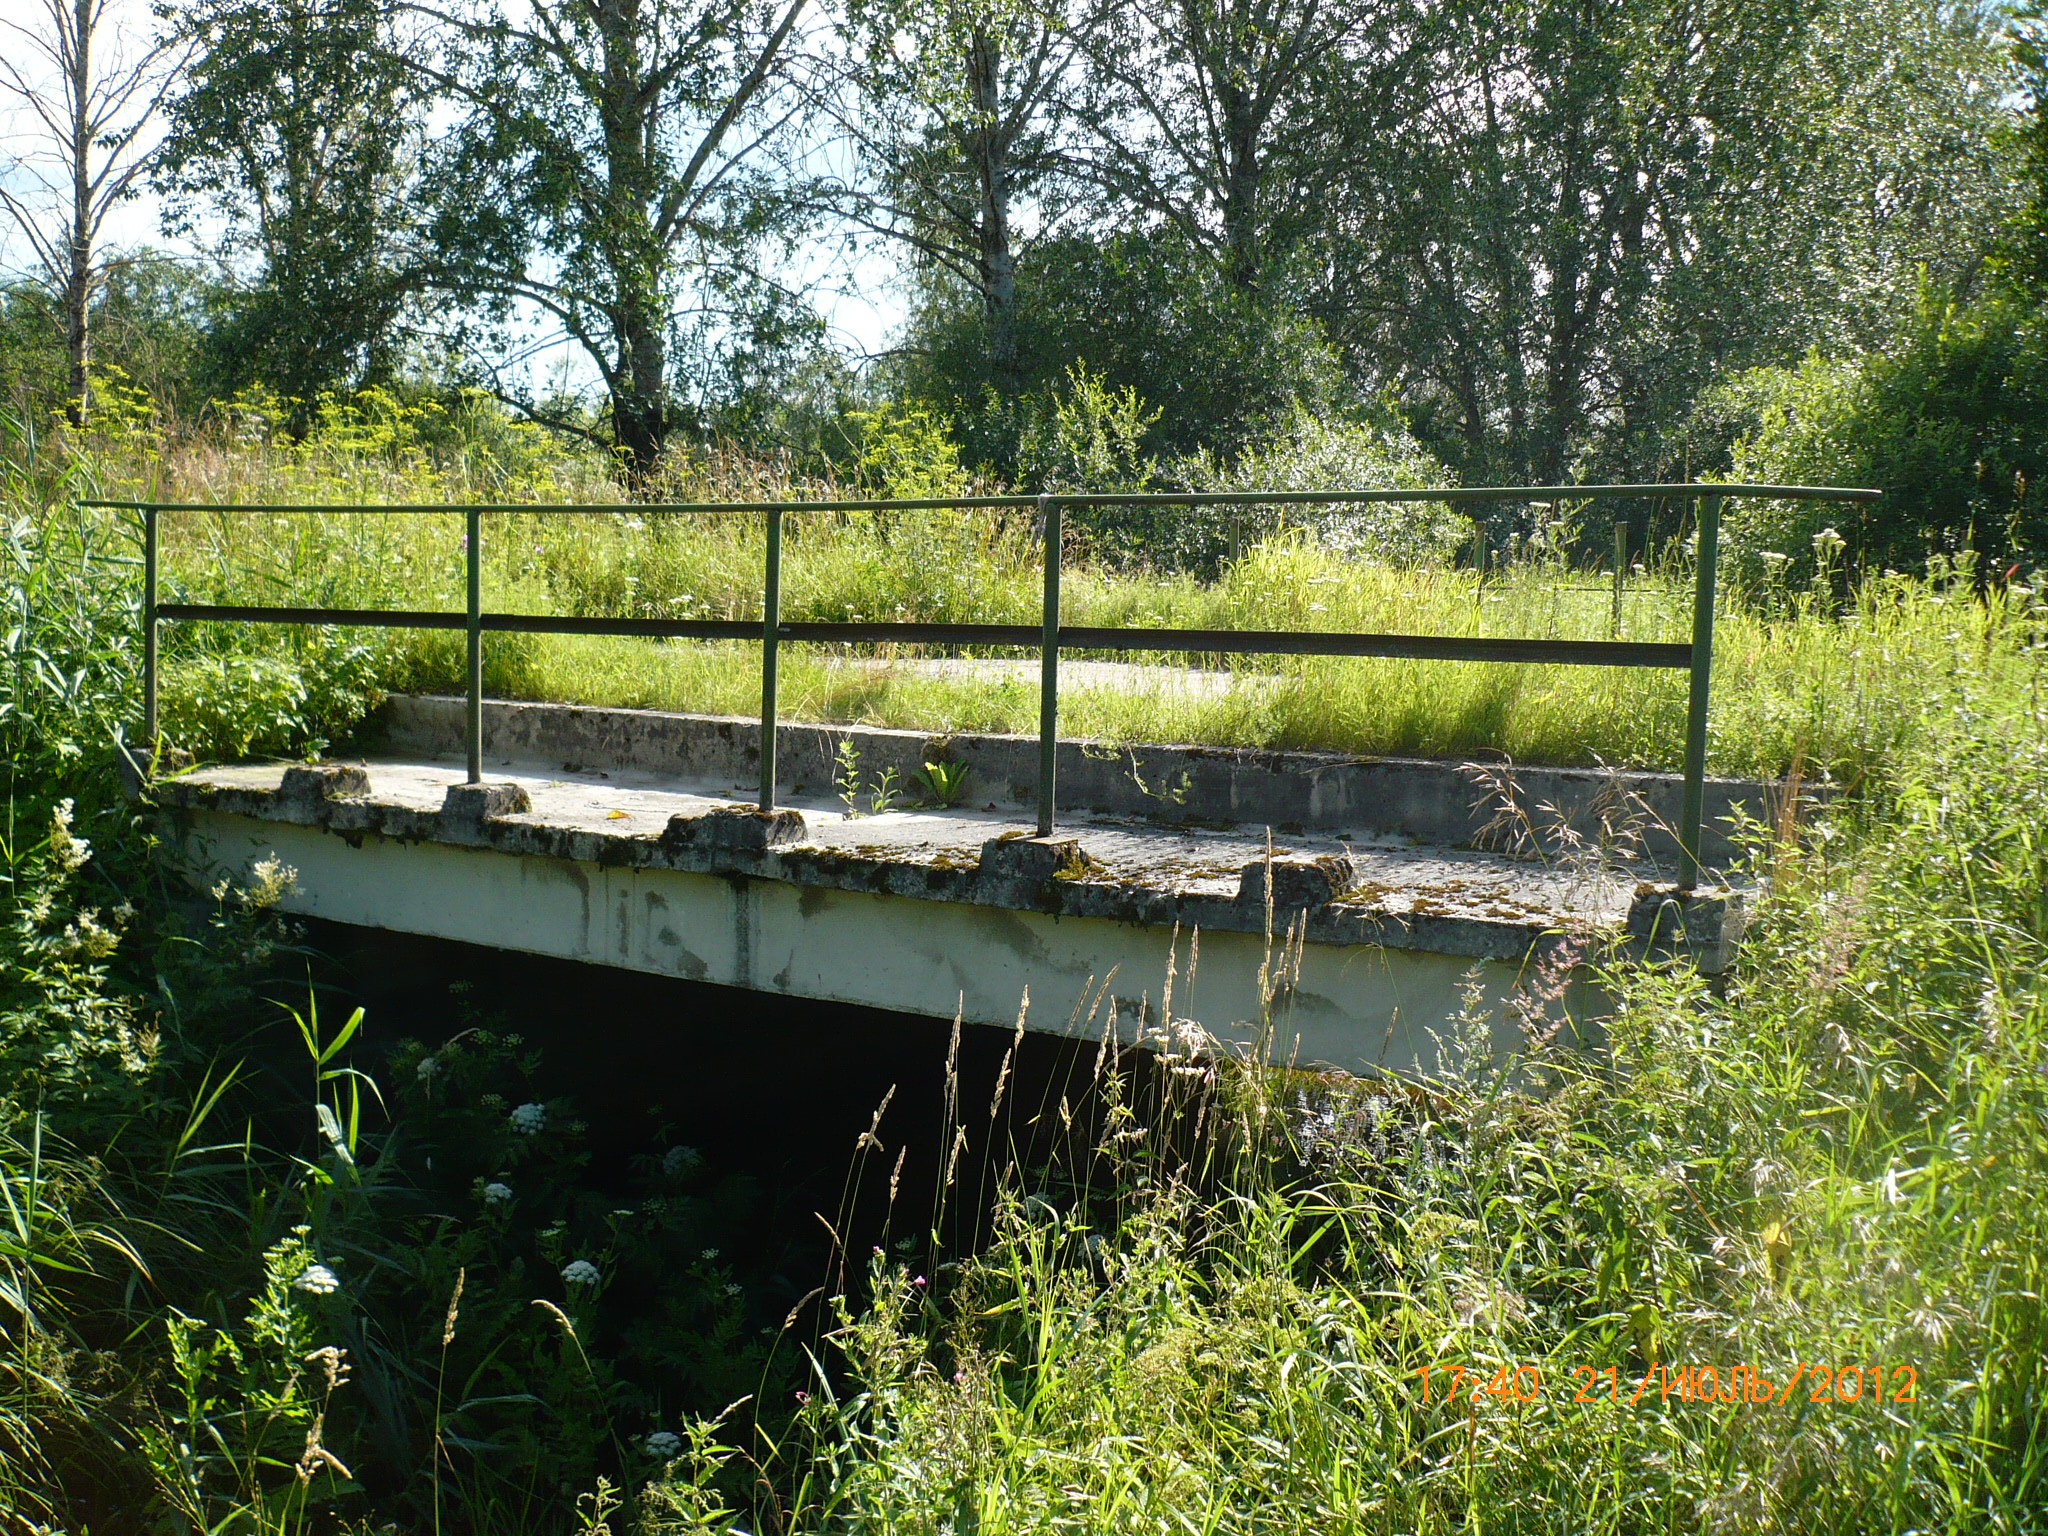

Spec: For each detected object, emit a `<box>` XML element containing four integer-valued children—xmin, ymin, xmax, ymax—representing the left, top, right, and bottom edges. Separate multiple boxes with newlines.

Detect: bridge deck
<box><xmin>154</xmin><ymin>746</ymin><xmax>1741</xmax><ymax>1075</ymax></box>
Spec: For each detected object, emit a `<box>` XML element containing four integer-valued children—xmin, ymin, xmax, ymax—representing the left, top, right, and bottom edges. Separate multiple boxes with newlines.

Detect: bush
<box><xmin>899</xmin><ymin>232</ymin><xmax>1349</xmax><ymax>471</ymax></box>
<box><xmin>1722</xmin><ymin>288</ymin><xmax>2048</xmax><ymax>584</ymax></box>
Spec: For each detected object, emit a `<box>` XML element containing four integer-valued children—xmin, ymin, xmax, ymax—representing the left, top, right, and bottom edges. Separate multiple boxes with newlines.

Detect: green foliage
<box><xmin>419</xmin><ymin>0</ymin><xmax>810</xmax><ymax>472</ymax></box>
<box><xmin>2006</xmin><ymin>2</ymin><xmax>2048</xmax><ymax>292</ymax></box>
<box><xmin>1151</xmin><ymin>406</ymin><xmax>1469</xmax><ymax>574</ymax></box>
<box><xmin>912</xmin><ymin>758</ymin><xmax>971</xmax><ymax>807</ymax></box>
<box><xmin>1014</xmin><ymin>363</ymin><xmax>1158</xmax><ymax>495</ymax></box>
<box><xmin>0</xmin><ymin>260</ymin><xmax>210</xmax><ymax>425</ymax></box>
<box><xmin>903</xmin><ymin>233</ymin><xmax>1348</xmax><ymax>469</ymax></box>
<box><xmin>156</xmin><ymin>0</ymin><xmax>418</xmax><ymax>418</ymax></box>
<box><xmin>1723</xmin><ymin>290</ymin><xmax>2048</xmax><ymax>581</ymax></box>
<box><xmin>848</xmin><ymin>401</ymin><xmax>972</xmax><ymax>498</ymax></box>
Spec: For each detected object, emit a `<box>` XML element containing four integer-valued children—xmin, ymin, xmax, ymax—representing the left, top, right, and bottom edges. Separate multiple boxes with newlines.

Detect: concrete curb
<box><xmin>371</xmin><ymin>694</ymin><xmax>1809</xmax><ymax>871</ymax></box>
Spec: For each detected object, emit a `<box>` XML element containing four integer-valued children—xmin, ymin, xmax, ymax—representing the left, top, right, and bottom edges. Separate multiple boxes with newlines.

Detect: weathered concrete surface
<box><xmin>155</xmin><ymin>750</ymin><xmax>1742</xmax><ymax>1077</ymax></box>
<box><xmin>371</xmin><ymin>694</ymin><xmax>1797</xmax><ymax>871</ymax></box>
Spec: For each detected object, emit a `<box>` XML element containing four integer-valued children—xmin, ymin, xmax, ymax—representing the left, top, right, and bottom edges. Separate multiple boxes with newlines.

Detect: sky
<box><xmin>0</xmin><ymin>0</ymin><xmax>904</xmax><ymax>396</ymax></box>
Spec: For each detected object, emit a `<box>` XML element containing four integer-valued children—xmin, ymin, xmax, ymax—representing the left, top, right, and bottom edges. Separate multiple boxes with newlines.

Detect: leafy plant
<box><xmin>835</xmin><ymin>736</ymin><xmax>864</xmax><ymax>818</ymax></box>
<box><xmin>912</xmin><ymin>758</ymin><xmax>970</xmax><ymax>807</ymax></box>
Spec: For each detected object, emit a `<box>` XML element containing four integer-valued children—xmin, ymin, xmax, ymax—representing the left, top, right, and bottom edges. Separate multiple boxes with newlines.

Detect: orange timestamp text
<box><xmin>1412</xmin><ymin>1360</ymin><xmax>1919</xmax><ymax>1410</ymax></box>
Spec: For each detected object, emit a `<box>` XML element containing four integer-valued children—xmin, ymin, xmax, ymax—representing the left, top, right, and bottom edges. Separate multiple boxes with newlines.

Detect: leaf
<box><xmin>314</xmin><ymin>1103</ymin><xmax>356</xmax><ymax>1169</ymax></box>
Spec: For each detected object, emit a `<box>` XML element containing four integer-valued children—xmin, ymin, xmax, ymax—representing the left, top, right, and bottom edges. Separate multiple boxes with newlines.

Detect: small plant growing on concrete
<box><xmin>914</xmin><ymin>759</ymin><xmax>971</xmax><ymax>807</ymax></box>
<box><xmin>868</xmin><ymin>765</ymin><xmax>902</xmax><ymax>816</ymax></box>
<box><xmin>835</xmin><ymin>737</ymin><xmax>865</xmax><ymax>817</ymax></box>
<box><xmin>1127</xmin><ymin>752</ymin><xmax>1191</xmax><ymax>807</ymax></box>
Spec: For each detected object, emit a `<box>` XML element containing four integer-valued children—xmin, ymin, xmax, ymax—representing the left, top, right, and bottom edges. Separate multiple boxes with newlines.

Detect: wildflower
<box><xmin>724</xmin><ymin>1282</ymin><xmax>742</xmax><ymax>1297</ymax></box>
<box><xmin>912</xmin><ymin>1275</ymin><xmax>926</xmax><ymax>1288</ymax></box>
<box><xmin>417</xmin><ymin>1056</ymin><xmax>440</xmax><ymax>1081</ymax></box>
<box><xmin>244</xmin><ymin>856</ymin><xmax>297</xmax><ymax>909</ymax></box>
<box><xmin>1759</xmin><ymin>550</ymin><xmax>1790</xmax><ymax>567</ymax></box>
<box><xmin>59</xmin><ymin>909</ymin><xmax>120</xmax><ymax>960</ymax></box>
<box><xmin>1812</xmin><ymin>526</ymin><xmax>1845</xmax><ymax>552</ymax></box>
<box><xmin>795</xmin><ymin>1390</ymin><xmax>809</xmax><ymax>1404</ymax></box>
<box><xmin>295</xmin><ymin>1263</ymin><xmax>341</xmax><ymax>1296</ymax></box>
<box><xmin>644</xmin><ymin>1430</ymin><xmax>682</xmax><ymax>1458</ymax></box>
<box><xmin>483</xmin><ymin>1182</ymin><xmax>513</xmax><ymax>1204</ymax></box>
<box><xmin>698</xmin><ymin>1246</ymin><xmax>721</xmax><ymax>1261</ymax></box>
<box><xmin>510</xmin><ymin>1102</ymin><xmax>547</xmax><ymax>1135</ymax></box>
<box><xmin>663</xmin><ymin>1145</ymin><xmax>702</xmax><ymax>1175</ymax></box>
<box><xmin>561</xmin><ymin>1259</ymin><xmax>600</xmax><ymax>1287</ymax></box>
<box><xmin>48</xmin><ymin>799</ymin><xmax>90</xmax><ymax>872</ymax></box>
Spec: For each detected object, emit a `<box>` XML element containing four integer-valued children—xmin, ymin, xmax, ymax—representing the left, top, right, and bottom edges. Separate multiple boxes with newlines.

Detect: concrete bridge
<box><xmin>153</xmin><ymin>696</ymin><xmax>1767</xmax><ymax>1077</ymax></box>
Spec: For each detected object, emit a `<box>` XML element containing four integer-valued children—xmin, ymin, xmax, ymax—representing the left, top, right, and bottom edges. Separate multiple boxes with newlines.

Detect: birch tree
<box><xmin>0</xmin><ymin>0</ymin><xmax>184</xmax><ymax>426</ymax></box>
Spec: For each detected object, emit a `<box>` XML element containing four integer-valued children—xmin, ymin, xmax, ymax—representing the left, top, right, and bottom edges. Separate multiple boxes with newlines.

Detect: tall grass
<box><xmin>136</xmin><ymin>478</ymin><xmax>2045</xmax><ymax>783</ymax></box>
<box><xmin>774</xmin><ymin>652</ymin><xmax>2048</xmax><ymax>1532</ymax></box>
<box><xmin>23</xmin><ymin>387</ymin><xmax>2037</xmax><ymax>783</ymax></box>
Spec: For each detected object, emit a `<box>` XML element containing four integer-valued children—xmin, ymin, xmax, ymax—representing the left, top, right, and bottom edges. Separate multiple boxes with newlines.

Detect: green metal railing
<box><xmin>97</xmin><ymin>482</ymin><xmax>1881</xmax><ymax>890</ymax></box>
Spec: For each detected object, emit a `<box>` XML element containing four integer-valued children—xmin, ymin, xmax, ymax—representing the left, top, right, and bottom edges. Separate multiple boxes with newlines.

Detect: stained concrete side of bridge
<box><xmin>154</xmin><ymin>699</ymin><xmax>1766</xmax><ymax>1078</ymax></box>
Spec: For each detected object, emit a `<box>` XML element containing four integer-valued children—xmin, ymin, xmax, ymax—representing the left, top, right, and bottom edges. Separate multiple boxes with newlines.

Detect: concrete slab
<box><xmin>153</xmin><ymin>743</ymin><xmax>1743</xmax><ymax>1078</ymax></box>
<box><xmin>369</xmin><ymin>695</ymin><xmax>1805</xmax><ymax>871</ymax></box>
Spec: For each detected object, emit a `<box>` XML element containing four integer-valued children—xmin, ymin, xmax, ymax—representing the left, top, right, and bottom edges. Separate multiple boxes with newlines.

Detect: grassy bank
<box><xmin>35</xmin><ymin>391</ymin><xmax>2032</xmax><ymax>784</ymax></box>
<box><xmin>141</xmin><ymin>495</ymin><xmax>2042</xmax><ymax>784</ymax></box>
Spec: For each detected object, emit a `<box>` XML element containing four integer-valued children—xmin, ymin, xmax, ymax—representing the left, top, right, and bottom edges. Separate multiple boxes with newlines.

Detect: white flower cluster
<box><xmin>662</xmin><ymin>1144</ymin><xmax>702</xmax><ymax>1175</ymax></box>
<box><xmin>483</xmin><ymin>1182</ymin><xmax>513</xmax><ymax>1204</ymax></box>
<box><xmin>295</xmin><ymin>1263</ymin><xmax>341</xmax><ymax>1296</ymax></box>
<box><xmin>48</xmin><ymin>799</ymin><xmax>90</xmax><ymax>872</ymax></box>
<box><xmin>561</xmin><ymin>1259</ymin><xmax>600</xmax><ymax>1287</ymax></box>
<box><xmin>57</xmin><ymin>907</ymin><xmax>123</xmax><ymax>960</ymax></box>
<box><xmin>243</xmin><ymin>856</ymin><xmax>298</xmax><ymax>909</ymax></box>
<box><xmin>509</xmin><ymin>1102</ymin><xmax>547</xmax><ymax>1135</ymax></box>
<box><xmin>644</xmin><ymin>1430</ymin><xmax>682</xmax><ymax>1459</ymax></box>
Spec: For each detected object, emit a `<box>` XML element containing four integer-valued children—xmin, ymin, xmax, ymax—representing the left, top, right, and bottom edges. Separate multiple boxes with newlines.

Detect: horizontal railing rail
<box><xmin>93</xmin><ymin>482</ymin><xmax>1883</xmax><ymax>890</ymax></box>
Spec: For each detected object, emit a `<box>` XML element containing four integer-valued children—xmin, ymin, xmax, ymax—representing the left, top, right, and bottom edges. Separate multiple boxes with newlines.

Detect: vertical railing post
<box><xmin>1036</xmin><ymin>492</ymin><xmax>1060</xmax><ymax>837</ymax></box>
<box><xmin>466</xmin><ymin>505</ymin><xmax>483</xmax><ymax>784</ymax></box>
<box><xmin>142</xmin><ymin>502</ymin><xmax>159</xmax><ymax>763</ymax></box>
<box><xmin>1678</xmin><ymin>496</ymin><xmax>1722</xmax><ymax>891</ymax></box>
<box><xmin>1611</xmin><ymin>516</ymin><xmax>1627</xmax><ymax>636</ymax></box>
<box><xmin>759</xmin><ymin>505</ymin><xmax>783</xmax><ymax>812</ymax></box>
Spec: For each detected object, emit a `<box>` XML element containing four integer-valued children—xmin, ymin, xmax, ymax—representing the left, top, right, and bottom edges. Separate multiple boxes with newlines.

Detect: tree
<box><xmin>2014</xmin><ymin>1</ymin><xmax>2048</xmax><ymax>293</ymax></box>
<box><xmin>822</xmin><ymin>0</ymin><xmax>1082</xmax><ymax>397</ymax></box>
<box><xmin>898</xmin><ymin>230</ymin><xmax>1344</xmax><ymax>463</ymax></box>
<box><xmin>1721</xmin><ymin>291</ymin><xmax>2046</xmax><ymax>578</ymax></box>
<box><xmin>1311</xmin><ymin>0</ymin><xmax>2023</xmax><ymax>488</ymax></box>
<box><xmin>1067</xmin><ymin>0</ymin><xmax>1425</xmax><ymax>295</ymax></box>
<box><xmin>0</xmin><ymin>253</ymin><xmax>207</xmax><ymax>421</ymax></box>
<box><xmin>413</xmin><ymin>0</ymin><xmax>811</xmax><ymax>475</ymax></box>
<box><xmin>154</xmin><ymin>0</ymin><xmax>420</xmax><ymax>415</ymax></box>
<box><xmin>0</xmin><ymin>0</ymin><xmax>184</xmax><ymax>426</ymax></box>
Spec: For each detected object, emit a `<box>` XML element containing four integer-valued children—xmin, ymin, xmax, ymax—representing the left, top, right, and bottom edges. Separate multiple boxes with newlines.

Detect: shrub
<box><xmin>1722</xmin><ymin>288</ymin><xmax>2047</xmax><ymax>584</ymax></box>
